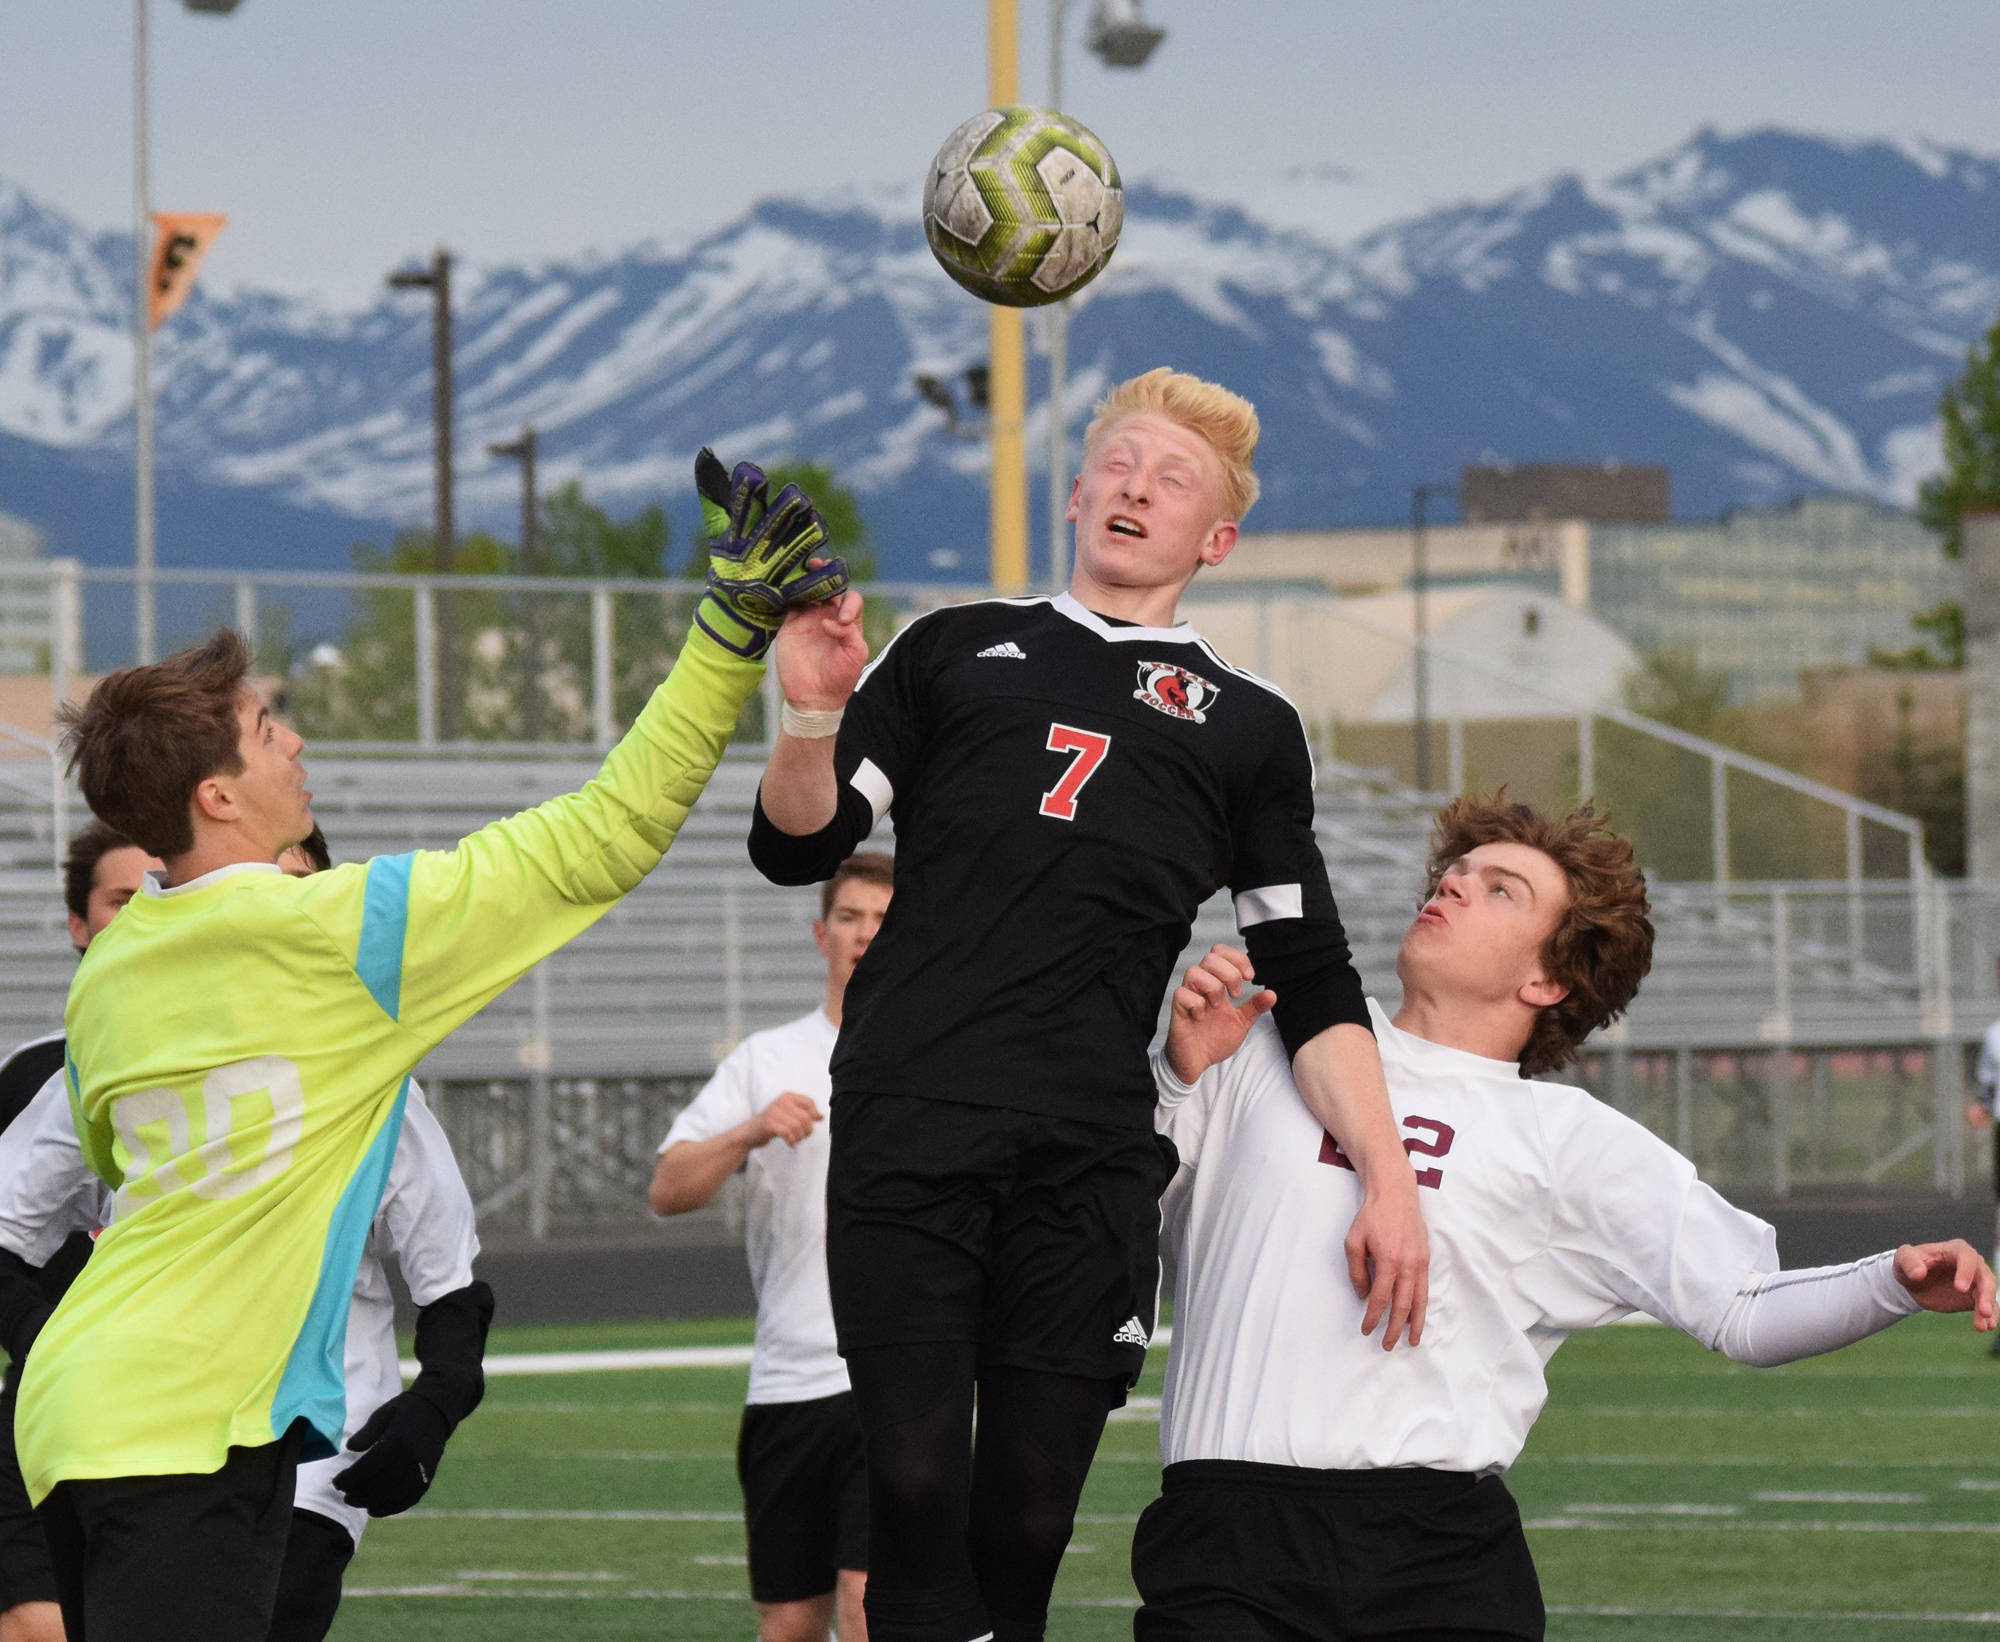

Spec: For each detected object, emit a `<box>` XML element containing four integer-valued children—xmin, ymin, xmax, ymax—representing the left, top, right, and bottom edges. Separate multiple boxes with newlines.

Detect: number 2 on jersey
<box><xmin>1320</xmin><ymin>1115</ymin><xmax>1457</xmax><ymax>1189</ymax></box>
<box><xmin>1039</xmin><ymin>723</ymin><xmax>1112</xmax><ymax>821</ymax></box>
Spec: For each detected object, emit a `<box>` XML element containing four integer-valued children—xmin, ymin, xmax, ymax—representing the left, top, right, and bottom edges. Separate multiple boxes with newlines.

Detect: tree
<box><xmin>1890</xmin><ymin>309</ymin><xmax>2000</xmax><ymax>667</ymax></box>
<box><xmin>1918</xmin><ymin>311</ymin><xmax>2000</xmax><ymax>561</ymax></box>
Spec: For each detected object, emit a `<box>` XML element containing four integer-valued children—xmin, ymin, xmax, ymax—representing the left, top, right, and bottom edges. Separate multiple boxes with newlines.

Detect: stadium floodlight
<box><xmin>1086</xmin><ymin>0</ymin><xmax>1165</xmax><ymax>68</ymax></box>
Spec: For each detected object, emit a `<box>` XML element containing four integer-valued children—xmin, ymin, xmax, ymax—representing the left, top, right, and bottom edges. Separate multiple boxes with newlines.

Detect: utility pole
<box><xmin>489</xmin><ymin>426</ymin><xmax>542</xmax><ymax>741</ymax></box>
<box><xmin>133</xmin><ymin>0</ymin><xmax>155</xmax><ymax>663</ymax></box>
<box><xmin>1046</xmin><ymin>0</ymin><xmax>1071</xmax><ymax>592</ymax></box>
<box><xmin>1411</xmin><ymin>480</ymin><xmax>1455</xmax><ymax>792</ymax></box>
<box><xmin>988</xmin><ymin>0</ymin><xmax>1028</xmax><ymax>593</ymax></box>
<box><xmin>133</xmin><ymin>0</ymin><xmax>247</xmax><ymax>665</ymax></box>
<box><xmin>388</xmin><ymin>248</ymin><xmax>457</xmax><ymax>738</ymax></box>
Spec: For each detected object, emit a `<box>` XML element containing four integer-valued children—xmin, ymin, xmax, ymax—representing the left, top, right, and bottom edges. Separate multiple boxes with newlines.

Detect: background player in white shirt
<box><xmin>1143</xmin><ymin>795</ymin><xmax>1997</xmax><ymax>1641</ymax></box>
<box><xmin>650</xmin><ymin>850</ymin><xmax>893</xmax><ymax>1642</ymax></box>
<box><xmin>0</xmin><ymin>828</ymin><xmax>487</xmax><ymax>1642</ymax></box>
<box><xmin>1968</xmin><ymin>968</ymin><xmax>2000</xmax><ymax>1348</ymax></box>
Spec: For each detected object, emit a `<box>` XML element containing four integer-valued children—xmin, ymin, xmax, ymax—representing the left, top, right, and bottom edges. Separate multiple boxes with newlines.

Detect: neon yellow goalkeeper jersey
<box><xmin>16</xmin><ymin>631</ymin><xmax>760</xmax><ymax>1503</ymax></box>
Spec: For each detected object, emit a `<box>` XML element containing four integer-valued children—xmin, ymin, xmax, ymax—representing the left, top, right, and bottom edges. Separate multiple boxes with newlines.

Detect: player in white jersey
<box><xmin>1969</xmin><ymin>966</ymin><xmax>2000</xmax><ymax>1353</ymax></box>
<box><xmin>0</xmin><ymin>829</ymin><xmax>486</xmax><ymax>1642</ymax></box>
<box><xmin>1140</xmin><ymin>796</ymin><xmax>1997</xmax><ymax>1641</ymax></box>
<box><xmin>650</xmin><ymin>851</ymin><xmax>892</xmax><ymax>1642</ymax></box>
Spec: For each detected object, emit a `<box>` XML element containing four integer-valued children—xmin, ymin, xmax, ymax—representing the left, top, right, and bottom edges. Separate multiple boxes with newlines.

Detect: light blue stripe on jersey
<box><xmin>357</xmin><ymin>854</ymin><xmax>414</xmax><ymax>1019</ymax></box>
<box><xmin>269</xmin><ymin>1076</ymin><xmax>410</xmax><ymax>1458</ymax></box>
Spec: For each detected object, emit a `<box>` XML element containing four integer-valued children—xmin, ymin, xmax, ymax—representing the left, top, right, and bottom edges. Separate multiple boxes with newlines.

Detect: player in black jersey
<box><xmin>0</xmin><ymin>822</ymin><xmax>160</xmax><ymax>1642</ymax></box>
<box><xmin>750</xmin><ymin>368</ymin><xmax>1430</xmax><ymax>1642</ymax></box>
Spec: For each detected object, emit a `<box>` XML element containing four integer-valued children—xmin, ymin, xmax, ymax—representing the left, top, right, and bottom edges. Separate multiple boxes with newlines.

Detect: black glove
<box><xmin>331</xmin><ymin>1386</ymin><xmax>452</xmax><ymax>1516</ymax></box>
<box><xmin>334</xmin><ymin>1278</ymin><xmax>493</xmax><ymax>1518</ymax></box>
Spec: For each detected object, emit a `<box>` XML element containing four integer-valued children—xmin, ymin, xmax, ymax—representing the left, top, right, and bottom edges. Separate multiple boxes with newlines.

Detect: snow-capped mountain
<box><xmin>0</xmin><ymin>127</ymin><xmax>1990</xmax><ymax>577</ymax></box>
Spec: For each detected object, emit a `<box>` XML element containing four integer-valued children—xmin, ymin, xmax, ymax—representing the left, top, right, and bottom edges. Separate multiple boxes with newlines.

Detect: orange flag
<box><xmin>148</xmin><ymin>212</ymin><xmax>227</xmax><ymax>330</ymax></box>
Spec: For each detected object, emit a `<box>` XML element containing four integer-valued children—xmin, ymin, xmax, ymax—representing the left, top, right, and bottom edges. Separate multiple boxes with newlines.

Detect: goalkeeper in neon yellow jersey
<box><xmin>16</xmin><ymin>452</ymin><xmax>861</xmax><ymax>1642</ymax></box>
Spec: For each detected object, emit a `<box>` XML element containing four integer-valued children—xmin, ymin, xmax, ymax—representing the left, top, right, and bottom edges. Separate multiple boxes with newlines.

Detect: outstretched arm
<box><xmin>1713</xmin><ymin>1241</ymin><xmax>1995</xmax><ymax>1367</ymax></box>
<box><xmin>650</xmin><ymin>1091</ymin><xmax>822</xmax><ymax>1215</ymax></box>
<box><xmin>315</xmin><ymin>455</ymin><xmax>847</xmax><ymax>1051</ymax></box>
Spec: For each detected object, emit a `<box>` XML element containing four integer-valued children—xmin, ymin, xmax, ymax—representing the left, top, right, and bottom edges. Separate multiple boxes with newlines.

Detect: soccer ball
<box><xmin>923</xmin><ymin>105</ymin><xmax>1124</xmax><ymax>307</ymax></box>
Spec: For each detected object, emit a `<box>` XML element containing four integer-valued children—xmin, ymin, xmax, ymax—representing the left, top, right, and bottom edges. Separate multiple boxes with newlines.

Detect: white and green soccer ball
<box><xmin>922</xmin><ymin>105</ymin><xmax>1124</xmax><ymax>308</ymax></box>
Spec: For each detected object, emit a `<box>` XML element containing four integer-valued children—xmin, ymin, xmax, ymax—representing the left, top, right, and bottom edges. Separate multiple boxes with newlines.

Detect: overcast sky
<box><xmin>6</xmin><ymin>1</ymin><xmax>2000</xmax><ymax>308</ymax></box>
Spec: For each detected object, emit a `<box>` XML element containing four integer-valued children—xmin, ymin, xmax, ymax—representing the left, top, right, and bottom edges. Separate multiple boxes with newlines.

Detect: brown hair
<box><xmin>1423</xmin><ymin>795</ymin><xmax>1654</xmax><ymax>1078</ymax></box>
<box><xmin>1082</xmin><ymin>367</ymin><xmax>1260</xmax><ymax>520</ymax></box>
<box><xmin>820</xmin><ymin>850</ymin><xmax>893</xmax><ymax>919</ymax></box>
<box><xmin>57</xmin><ymin>629</ymin><xmax>252</xmax><ymax>861</ymax></box>
<box><xmin>62</xmin><ymin>820</ymin><xmax>142</xmax><ymax>924</ymax></box>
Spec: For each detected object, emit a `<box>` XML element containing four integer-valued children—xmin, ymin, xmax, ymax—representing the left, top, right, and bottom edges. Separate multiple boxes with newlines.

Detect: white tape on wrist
<box><xmin>781</xmin><ymin>702</ymin><xmax>846</xmax><ymax>740</ymax></box>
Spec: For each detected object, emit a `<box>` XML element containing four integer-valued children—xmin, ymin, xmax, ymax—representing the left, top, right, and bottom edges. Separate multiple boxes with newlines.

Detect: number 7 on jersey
<box><xmin>1040</xmin><ymin>724</ymin><xmax>1112</xmax><ymax>821</ymax></box>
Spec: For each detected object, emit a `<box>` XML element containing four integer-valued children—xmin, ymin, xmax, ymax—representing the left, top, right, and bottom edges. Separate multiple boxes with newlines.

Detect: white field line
<box><xmin>1558</xmin><ymin>1502</ymin><xmax>1741</xmax><ymax>1516</ymax></box>
<box><xmin>404</xmin><ymin>1507</ymin><xmax>1147</xmax><ymax>1525</ymax></box>
<box><xmin>412</xmin><ymin>1327</ymin><xmax>1177</xmax><ymax>1380</ymax></box>
<box><xmin>1521</xmin><ymin>1456</ymin><xmax>2000</xmax><ymax>1471</ymax></box>
<box><xmin>344</xmin><ymin>1584</ymin><xmax>1145</xmax><ymax>1606</ymax></box>
<box><xmin>344</xmin><ymin>1587</ymin><xmax>2000</xmax><ymax>1620</ymax></box>
<box><xmin>1566</xmin><ymin>1406</ymin><xmax>1996</xmax><ymax>1418</ymax></box>
<box><xmin>1754</xmin><ymin>1490</ymin><xmax>1928</xmax><ymax>1504</ymax></box>
<box><xmin>1528</xmin><ymin>1516</ymin><xmax>2000</xmax><ymax>1533</ymax></box>
<box><xmin>1547</xmin><ymin>1606</ymin><xmax>2000</xmax><ymax>1625</ymax></box>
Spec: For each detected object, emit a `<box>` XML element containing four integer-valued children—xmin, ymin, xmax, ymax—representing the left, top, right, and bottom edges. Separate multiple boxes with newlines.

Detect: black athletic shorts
<box><xmin>1132</xmin><ymin>1459</ymin><xmax>1546</xmax><ymax>1642</ymax></box>
<box><xmin>37</xmin><ymin>1424</ymin><xmax>303</xmax><ymax>1642</ymax></box>
<box><xmin>825</xmin><ymin>1091</ymin><xmax>1177</xmax><ymax>1385</ymax></box>
<box><xmin>737</xmin><ymin>1392</ymin><xmax>868</xmax><ymax>1604</ymax></box>
<box><xmin>0</xmin><ymin>1382</ymin><xmax>54</xmax><ymax>1613</ymax></box>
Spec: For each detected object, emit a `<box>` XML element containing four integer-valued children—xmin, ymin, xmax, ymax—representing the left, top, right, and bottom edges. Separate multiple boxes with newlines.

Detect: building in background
<box><xmin>1183</xmin><ymin>584</ymin><xmax>1638</xmax><ymax>729</ymax></box>
<box><xmin>0</xmin><ymin>513</ymin><xmax>51</xmax><ymax>674</ymax></box>
<box><xmin>1214</xmin><ymin>486</ymin><xmax>1955</xmax><ymax>705</ymax></box>
<box><xmin>1589</xmin><ymin>495</ymin><xmax>1955</xmax><ymax>702</ymax></box>
<box><xmin>1459</xmin><ymin>461</ymin><xmax>1670</xmax><ymax>524</ymax></box>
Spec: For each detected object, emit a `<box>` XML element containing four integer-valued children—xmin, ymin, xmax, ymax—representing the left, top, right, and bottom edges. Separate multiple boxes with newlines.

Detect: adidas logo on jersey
<box><xmin>977</xmin><ymin>641</ymin><xmax>1028</xmax><ymax>659</ymax></box>
<box><xmin>1111</xmin><ymin>1315</ymin><xmax>1150</xmax><ymax>1348</ymax></box>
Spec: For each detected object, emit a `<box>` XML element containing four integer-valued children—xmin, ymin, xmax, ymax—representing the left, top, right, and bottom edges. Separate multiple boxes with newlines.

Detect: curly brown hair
<box><xmin>1423</xmin><ymin>794</ymin><xmax>1654</xmax><ymax>1078</ymax></box>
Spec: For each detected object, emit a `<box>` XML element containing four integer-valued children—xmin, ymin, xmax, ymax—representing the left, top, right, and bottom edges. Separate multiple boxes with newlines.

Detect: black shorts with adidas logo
<box><xmin>825</xmin><ymin>1091</ymin><xmax>1178</xmax><ymax>1387</ymax></box>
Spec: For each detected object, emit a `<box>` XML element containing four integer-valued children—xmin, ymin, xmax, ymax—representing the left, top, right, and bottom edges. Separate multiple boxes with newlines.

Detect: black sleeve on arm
<box><xmin>1229</xmin><ymin>722</ymin><xmax>1372</xmax><ymax>1060</ymax></box>
<box><xmin>748</xmin><ymin>782</ymin><xmax>875</xmax><ymax>885</ymax></box>
<box><xmin>0</xmin><ymin>1248</ymin><xmax>53</xmax><ymax>1370</ymax></box>
<box><xmin>408</xmin><ymin>1277</ymin><xmax>494</xmax><ymax>1429</ymax></box>
<box><xmin>746</xmin><ymin>613</ymin><xmax>935</xmax><ymax>886</ymax></box>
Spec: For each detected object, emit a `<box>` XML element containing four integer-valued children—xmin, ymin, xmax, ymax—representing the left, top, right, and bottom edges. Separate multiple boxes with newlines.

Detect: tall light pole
<box><xmin>1411</xmin><ymin>480</ymin><xmax>1456</xmax><ymax>792</ymax></box>
<box><xmin>989</xmin><ymin>0</ymin><xmax>1028</xmax><ymax>593</ymax></box>
<box><xmin>1043</xmin><ymin>0</ymin><xmax>1167</xmax><ymax>592</ymax></box>
<box><xmin>388</xmin><ymin>249</ymin><xmax>457</xmax><ymax>738</ymax></box>
<box><xmin>490</xmin><ymin>426</ymin><xmax>542</xmax><ymax>742</ymax></box>
<box><xmin>133</xmin><ymin>0</ymin><xmax>244</xmax><ymax>666</ymax></box>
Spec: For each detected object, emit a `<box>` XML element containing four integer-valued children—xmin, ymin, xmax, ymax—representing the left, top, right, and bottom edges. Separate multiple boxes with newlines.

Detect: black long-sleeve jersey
<box><xmin>749</xmin><ymin>592</ymin><xmax>1369</xmax><ymax>1129</ymax></box>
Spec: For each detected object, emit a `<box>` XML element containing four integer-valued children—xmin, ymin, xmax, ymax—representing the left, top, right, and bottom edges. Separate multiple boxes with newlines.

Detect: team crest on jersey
<box><xmin>1132</xmin><ymin>661</ymin><xmax>1220</xmax><ymax>724</ymax></box>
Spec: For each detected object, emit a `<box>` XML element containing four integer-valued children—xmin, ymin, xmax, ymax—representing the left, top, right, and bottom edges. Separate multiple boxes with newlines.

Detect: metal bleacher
<box><xmin>0</xmin><ymin>743</ymin><xmax>1951</xmax><ymax>1079</ymax></box>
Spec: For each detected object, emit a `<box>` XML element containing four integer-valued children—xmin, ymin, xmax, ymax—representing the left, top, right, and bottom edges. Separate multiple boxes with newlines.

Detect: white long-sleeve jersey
<box><xmin>0</xmin><ymin>1067</ymin><xmax>477</xmax><ymax>1544</ymax></box>
<box><xmin>1154</xmin><ymin>1002</ymin><xmax>1918</xmax><ymax>1475</ymax></box>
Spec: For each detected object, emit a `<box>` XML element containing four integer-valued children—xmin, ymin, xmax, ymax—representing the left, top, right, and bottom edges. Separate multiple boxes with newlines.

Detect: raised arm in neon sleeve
<box><xmin>299</xmin><ymin>628</ymin><xmax>763</xmax><ymax>1050</ymax></box>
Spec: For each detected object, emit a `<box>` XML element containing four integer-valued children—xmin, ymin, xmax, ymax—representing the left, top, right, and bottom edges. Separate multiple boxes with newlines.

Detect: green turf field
<box><xmin>331</xmin><ymin>1314</ymin><xmax>1999</xmax><ymax>1641</ymax></box>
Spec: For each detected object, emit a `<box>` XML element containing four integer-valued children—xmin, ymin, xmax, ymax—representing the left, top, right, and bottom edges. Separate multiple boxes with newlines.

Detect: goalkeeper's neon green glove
<box><xmin>693</xmin><ymin>449</ymin><xmax>849</xmax><ymax>659</ymax></box>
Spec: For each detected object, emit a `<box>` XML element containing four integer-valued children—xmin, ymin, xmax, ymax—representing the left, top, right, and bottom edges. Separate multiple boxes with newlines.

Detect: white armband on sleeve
<box><xmin>1712</xmin><ymin>1251</ymin><xmax>1920</xmax><ymax>1367</ymax></box>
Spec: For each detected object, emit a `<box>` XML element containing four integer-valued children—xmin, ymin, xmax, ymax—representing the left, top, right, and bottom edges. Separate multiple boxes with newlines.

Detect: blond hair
<box><xmin>1081</xmin><ymin>368</ymin><xmax>1260</xmax><ymax>521</ymax></box>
